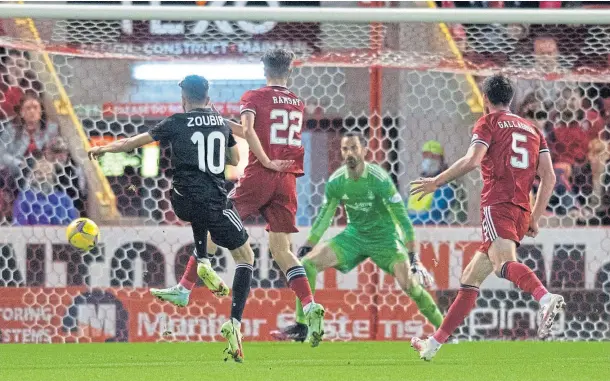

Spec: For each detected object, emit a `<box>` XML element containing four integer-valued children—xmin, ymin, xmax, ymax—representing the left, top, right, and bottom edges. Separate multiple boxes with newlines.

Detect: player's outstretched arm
<box><xmin>88</xmin><ymin>133</ymin><xmax>154</xmax><ymax>160</ymax></box>
<box><xmin>528</xmin><ymin>152</ymin><xmax>556</xmax><ymax>237</ymax></box>
<box><xmin>241</xmin><ymin>111</ymin><xmax>293</xmax><ymax>172</ymax></box>
<box><xmin>306</xmin><ymin>192</ymin><xmax>340</xmax><ymax>248</ymax></box>
<box><xmin>410</xmin><ymin>143</ymin><xmax>487</xmax><ymax>200</ymax></box>
<box><xmin>226</xmin><ymin>144</ymin><xmax>240</xmax><ymax>166</ymax></box>
<box><xmin>377</xmin><ymin>170</ymin><xmax>434</xmax><ymax>287</ymax></box>
<box><xmin>224</xmin><ymin>118</ymin><xmax>246</xmax><ymax>139</ymax></box>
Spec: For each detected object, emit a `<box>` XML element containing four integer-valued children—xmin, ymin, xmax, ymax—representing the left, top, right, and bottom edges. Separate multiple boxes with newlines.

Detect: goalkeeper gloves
<box><xmin>409</xmin><ymin>251</ymin><xmax>434</xmax><ymax>288</ymax></box>
<box><xmin>297</xmin><ymin>245</ymin><xmax>313</xmax><ymax>258</ymax></box>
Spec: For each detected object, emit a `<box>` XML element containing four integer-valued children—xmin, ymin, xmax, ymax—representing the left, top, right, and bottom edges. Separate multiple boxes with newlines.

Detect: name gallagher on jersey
<box><xmin>496</xmin><ymin>120</ymin><xmax>535</xmax><ymax>134</ymax></box>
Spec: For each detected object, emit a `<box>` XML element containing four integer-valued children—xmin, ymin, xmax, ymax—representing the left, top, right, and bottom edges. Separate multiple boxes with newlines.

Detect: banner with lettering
<box><xmin>0</xmin><ymin>227</ymin><xmax>608</xmax><ymax>342</ymax></box>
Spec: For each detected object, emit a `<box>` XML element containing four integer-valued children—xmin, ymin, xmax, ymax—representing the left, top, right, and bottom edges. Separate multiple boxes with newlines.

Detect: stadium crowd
<box><xmin>0</xmin><ymin>48</ymin><xmax>86</xmax><ymax>226</ymax></box>
<box><xmin>3</xmin><ymin>0</ymin><xmax>610</xmax><ymax>227</ymax></box>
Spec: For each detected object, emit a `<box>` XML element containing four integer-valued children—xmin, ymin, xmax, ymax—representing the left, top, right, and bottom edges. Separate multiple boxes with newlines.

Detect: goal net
<box><xmin>0</xmin><ymin>2</ymin><xmax>608</xmax><ymax>344</ymax></box>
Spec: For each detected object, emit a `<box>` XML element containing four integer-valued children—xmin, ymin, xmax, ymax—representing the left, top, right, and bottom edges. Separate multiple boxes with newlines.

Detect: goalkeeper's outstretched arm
<box><xmin>380</xmin><ymin>178</ymin><xmax>416</xmax><ymax>250</ymax></box>
<box><xmin>306</xmin><ymin>187</ymin><xmax>340</xmax><ymax>247</ymax></box>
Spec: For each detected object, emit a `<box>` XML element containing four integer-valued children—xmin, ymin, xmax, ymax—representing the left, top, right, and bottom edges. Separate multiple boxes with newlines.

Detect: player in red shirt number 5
<box><xmin>410</xmin><ymin>75</ymin><xmax>565</xmax><ymax>361</ymax></box>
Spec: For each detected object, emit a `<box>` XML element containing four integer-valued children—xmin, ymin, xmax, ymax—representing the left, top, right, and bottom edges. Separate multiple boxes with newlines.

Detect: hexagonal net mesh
<box><xmin>0</xmin><ymin>9</ymin><xmax>609</xmax><ymax>344</ymax></box>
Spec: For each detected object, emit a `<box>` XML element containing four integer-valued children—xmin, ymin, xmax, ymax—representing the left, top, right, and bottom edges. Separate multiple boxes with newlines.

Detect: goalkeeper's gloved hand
<box><xmin>297</xmin><ymin>245</ymin><xmax>313</xmax><ymax>258</ymax></box>
<box><xmin>409</xmin><ymin>252</ymin><xmax>434</xmax><ymax>289</ymax></box>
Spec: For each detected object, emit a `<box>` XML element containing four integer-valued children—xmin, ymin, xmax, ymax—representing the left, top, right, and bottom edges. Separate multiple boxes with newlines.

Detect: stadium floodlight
<box><xmin>132</xmin><ymin>63</ymin><xmax>265</xmax><ymax>81</ymax></box>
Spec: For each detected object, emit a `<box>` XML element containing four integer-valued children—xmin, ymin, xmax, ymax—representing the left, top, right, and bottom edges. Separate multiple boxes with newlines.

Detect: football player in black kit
<box><xmin>88</xmin><ymin>75</ymin><xmax>252</xmax><ymax>362</ymax></box>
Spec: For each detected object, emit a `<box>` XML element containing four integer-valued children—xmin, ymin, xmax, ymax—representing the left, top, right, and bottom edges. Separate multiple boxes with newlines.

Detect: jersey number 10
<box><xmin>270</xmin><ymin>109</ymin><xmax>303</xmax><ymax>147</ymax></box>
<box><xmin>510</xmin><ymin>132</ymin><xmax>529</xmax><ymax>169</ymax></box>
<box><xmin>191</xmin><ymin>131</ymin><xmax>226</xmax><ymax>174</ymax></box>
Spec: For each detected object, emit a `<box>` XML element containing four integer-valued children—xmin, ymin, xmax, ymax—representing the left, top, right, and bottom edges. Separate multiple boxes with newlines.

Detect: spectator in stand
<box><xmin>0</xmin><ymin>49</ymin><xmax>43</xmax><ymax>121</ymax></box>
<box><xmin>549</xmin><ymin>104</ymin><xmax>589</xmax><ymax>166</ymax></box>
<box><xmin>0</xmin><ymin>168</ymin><xmax>17</xmax><ymax>225</ymax></box>
<box><xmin>408</xmin><ymin>140</ymin><xmax>455</xmax><ymax>225</ymax></box>
<box><xmin>0</xmin><ymin>57</ymin><xmax>25</xmax><ymax>121</ymax></box>
<box><xmin>518</xmin><ymin>91</ymin><xmax>553</xmax><ymax>137</ymax></box>
<box><xmin>13</xmin><ymin>156</ymin><xmax>78</xmax><ymax>225</ymax></box>
<box><xmin>45</xmin><ymin>137</ymin><xmax>87</xmax><ymax>215</ymax></box>
<box><xmin>517</xmin><ymin>91</ymin><xmax>539</xmax><ymax>118</ymax></box>
<box><xmin>0</xmin><ymin>93</ymin><xmax>58</xmax><ymax>178</ymax></box>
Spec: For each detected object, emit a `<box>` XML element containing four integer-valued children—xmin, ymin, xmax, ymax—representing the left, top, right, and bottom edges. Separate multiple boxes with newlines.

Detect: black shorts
<box><xmin>170</xmin><ymin>188</ymin><xmax>249</xmax><ymax>255</ymax></box>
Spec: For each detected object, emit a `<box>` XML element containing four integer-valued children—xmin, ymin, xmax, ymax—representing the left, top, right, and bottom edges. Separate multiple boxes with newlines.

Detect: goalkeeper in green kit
<box><xmin>271</xmin><ymin>132</ymin><xmax>444</xmax><ymax>344</ymax></box>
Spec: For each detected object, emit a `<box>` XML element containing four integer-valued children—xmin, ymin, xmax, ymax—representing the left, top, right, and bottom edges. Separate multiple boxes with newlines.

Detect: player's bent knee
<box><xmin>489</xmin><ymin>238</ymin><xmax>517</xmax><ymax>264</ymax></box>
<box><xmin>207</xmin><ymin>240</ymin><xmax>219</xmax><ymax>255</ymax></box>
<box><xmin>268</xmin><ymin>232</ymin><xmax>292</xmax><ymax>257</ymax></box>
<box><xmin>230</xmin><ymin>240</ymin><xmax>254</xmax><ymax>265</ymax></box>
<box><xmin>461</xmin><ymin>251</ymin><xmax>494</xmax><ymax>287</ymax></box>
<box><xmin>305</xmin><ymin>244</ymin><xmax>339</xmax><ymax>271</ymax></box>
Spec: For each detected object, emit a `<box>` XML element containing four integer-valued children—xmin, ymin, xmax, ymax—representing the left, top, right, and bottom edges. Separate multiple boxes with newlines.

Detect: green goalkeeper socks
<box><xmin>293</xmin><ymin>260</ymin><xmax>443</xmax><ymax>328</ymax></box>
<box><xmin>407</xmin><ymin>284</ymin><xmax>444</xmax><ymax>328</ymax></box>
<box><xmin>295</xmin><ymin>258</ymin><xmax>318</xmax><ymax>325</ymax></box>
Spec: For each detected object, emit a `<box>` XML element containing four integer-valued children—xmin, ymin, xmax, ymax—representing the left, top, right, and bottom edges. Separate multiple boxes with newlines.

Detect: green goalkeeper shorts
<box><xmin>327</xmin><ymin>228</ymin><xmax>408</xmax><ymax>275</ymax></box>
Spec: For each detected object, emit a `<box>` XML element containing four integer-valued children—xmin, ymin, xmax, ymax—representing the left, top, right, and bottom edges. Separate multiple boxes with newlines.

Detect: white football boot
<box><xmin>411</xmin><ymin>337</ymin><xmax>442</xmax><ymax>361</ymax></box>
<box><xmin>150</xmin><ymin>284</ymin><xmax>190</xmax><ymax>307</ymax></box>
<box><xmin>537</xmin><ymin>293</ymin><xmax>566</xmax><ymax>339</ymax></box>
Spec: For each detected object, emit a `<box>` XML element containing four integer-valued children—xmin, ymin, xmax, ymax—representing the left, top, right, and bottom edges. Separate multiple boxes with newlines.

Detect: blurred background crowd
<box><xmin>3</xmin><ymin>1</ymin><xmax>610</xmax><ymax>228</ymax></box>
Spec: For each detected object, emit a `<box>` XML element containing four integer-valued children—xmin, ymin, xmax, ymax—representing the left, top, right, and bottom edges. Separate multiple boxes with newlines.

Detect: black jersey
<box><xmin>148</xmin><ymin>107</ymin><xmax>236</xmax><ymax>204</ymax></box>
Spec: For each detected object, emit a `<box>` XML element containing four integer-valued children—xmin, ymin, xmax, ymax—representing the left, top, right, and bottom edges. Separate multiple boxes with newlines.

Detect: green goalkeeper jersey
<box><xmin>307</xmin><ymin>163</ymin><xmax>415</xmax><ymax>245</ymax></box>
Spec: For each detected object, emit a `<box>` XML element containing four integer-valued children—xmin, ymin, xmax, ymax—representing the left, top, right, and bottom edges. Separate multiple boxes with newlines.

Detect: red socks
<box><xmin>286</xmin><ymin>266</ymin><xmax>314</xmax><ymax>306</ymax></box>
<box><xmin>179</xmin><ymin>256</ymin><xmax>199</xmax><ymax>290</ymax></box>
<box><xmin>501</xmin><ymin>261</ymin><xmax>548</xmax><ymax>301</ymax></box>
<box><xmin>433</xmin><ymin>285</ymin><xmax>479</xmax><ymax>344</ymax></box>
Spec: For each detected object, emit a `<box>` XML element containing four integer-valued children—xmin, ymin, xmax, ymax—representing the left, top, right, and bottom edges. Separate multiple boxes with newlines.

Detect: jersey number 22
<box><xmin>270</xmin><ymin>109</ymin><xmax>303</xmax><ymax>147</ymax></box>
<box><xmin>191</xmin><ymin>131</ymin><xmax>225</xmax><ymax>174</ymax></box>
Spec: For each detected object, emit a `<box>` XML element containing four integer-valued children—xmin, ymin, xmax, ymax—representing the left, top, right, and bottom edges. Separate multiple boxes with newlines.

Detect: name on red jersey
<box><xmin>272</xmin><ymin>96</ymin><xmax>302</xmax><ymax>106</ymax></box>
<box><xmin>496</xmin><ymin>119</ymin><xmax>536</xmax><ymax>135</ymax></box>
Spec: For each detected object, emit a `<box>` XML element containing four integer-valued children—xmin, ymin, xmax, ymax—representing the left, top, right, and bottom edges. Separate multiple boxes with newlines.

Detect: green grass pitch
<box><xmin>2</xmin><ymin>341</ymin><xmax>609</xmax><ymax>381</ymax></box>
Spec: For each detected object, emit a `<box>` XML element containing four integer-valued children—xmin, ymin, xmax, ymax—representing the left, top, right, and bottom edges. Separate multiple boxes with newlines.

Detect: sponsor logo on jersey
<box><xmin>345</xmin><ymin>202</ymin><xmax>373</xmax><ymax>212</ymax></box>
<box><xmin>389</xmin><ymin>193</ymin><xmax>402</xmax><ymax>203</ymax></box>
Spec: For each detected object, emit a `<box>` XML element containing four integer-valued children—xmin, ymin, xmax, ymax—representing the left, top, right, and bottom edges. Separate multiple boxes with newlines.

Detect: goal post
<box><xmin>2</xmin><ymin>3</ymin><xmax>610</xmax><ymax>24</ymax></box>
<box><xmin>0</xmin><ymin>2</ymin><xmax>609</xmax><ymax>343</ymax></box>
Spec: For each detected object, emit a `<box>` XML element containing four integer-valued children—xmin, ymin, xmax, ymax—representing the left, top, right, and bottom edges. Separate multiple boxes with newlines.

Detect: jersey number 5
<box><xmin>270</xmin><ymin>109</ymin><xmax>303</xmax><ymax>147</ymax></box>
<box><xmin>510</xmin><ymin>132</ymin><xmax>529</xmax><ymax>169</ymax></box>
<box><xmin>191</xmin><ymin>131</ymin><xmax>226</xmax><ymax>174</ymax></box>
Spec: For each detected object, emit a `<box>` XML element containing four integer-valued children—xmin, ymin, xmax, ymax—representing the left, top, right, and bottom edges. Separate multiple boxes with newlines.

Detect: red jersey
<box><xmin>239</xmin><ymin>86</ymin><xmax>305</xmax><ymax>176</ymax></box>
<box><xmin>472</xmin><ymin>110</ymin><xmax>549</xmax><ymax>211</ymax></box>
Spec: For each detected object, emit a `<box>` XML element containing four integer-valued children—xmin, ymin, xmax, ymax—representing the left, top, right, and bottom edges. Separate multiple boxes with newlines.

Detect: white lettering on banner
<box><xmin>83</xmin><ymin>41</ymin><xmax>309</xmax><ymax>56</ymax></box>
<box><xmin>0</xmin><ymin>227</ymin><xmax>606</xmax><ymax>290</ymax></box>
<box><xmin>102</xmin><ymin>103</ymin><xmax>240</xmax><ymax>118</ymax></box>
<box><xmin>468</xmin><ymin>304</ymin><xmax>566</xmax><ymax>335</ymax></box>
<box><xmin>137</xmin><ymin>313</ymin><xmax>265</xmax><ymax>338</ymax></box>
<box><xmin>0</xmin><ymin>307</ymin><xmax>52</xmax><ymax>322</ymax></box>
<box><xmin>1</xmin><ymin>328</ymin><xmax>51</xmax><ymax>343</ymax></box>
<box><xmin>121</xmin><ymin>1</ymin><xmax>279</xmax><ymax>37</ymax></box>
<box><xmin>380</xmin><ymin>320</ymin><xmax>424</xmax><ymax>339</ymax></box>
<box><xmin>77</xmin><ymin>304</ymin><xmax>116</xmax><ymax>337</ymax></box>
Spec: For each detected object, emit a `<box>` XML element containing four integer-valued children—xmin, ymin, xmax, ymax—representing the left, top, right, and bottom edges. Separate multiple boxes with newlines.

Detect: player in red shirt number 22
<box><xmin>151</xmin><ymin>49</ymin><xmax>326</xmax><ymax>349</ymax></box>
<box><xmin>409</xmin><ymin>75</ymin><xmax>565</xmax><ymax>361</ymax></box>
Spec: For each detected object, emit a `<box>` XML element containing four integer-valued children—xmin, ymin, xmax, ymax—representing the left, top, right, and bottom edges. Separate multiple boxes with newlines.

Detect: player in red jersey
<box><xmin>409</xmin><ymin>75</ymin><xmax>565</xmax><ymax>361</ymax></box>
<box><xmin>153</xmin><ymin>49</ymin><xmax>325</xmax><ymax>347</ymax></box>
